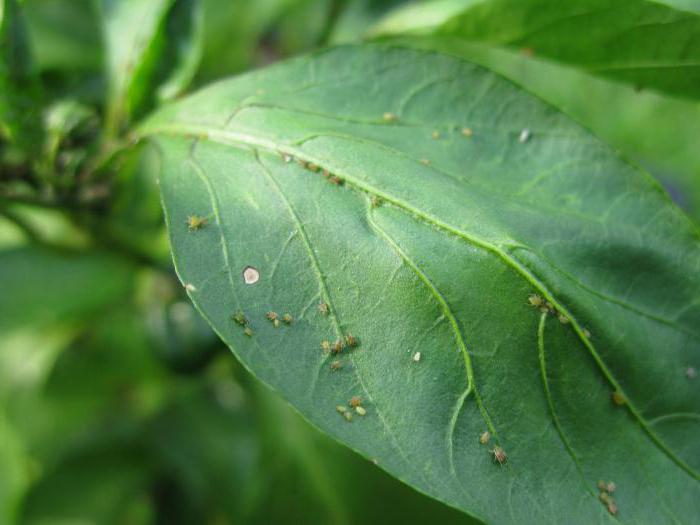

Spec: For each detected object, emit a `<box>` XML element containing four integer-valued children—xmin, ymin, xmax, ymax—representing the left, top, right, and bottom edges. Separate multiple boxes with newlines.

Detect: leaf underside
<box><xmin>142</xmin><ymin>44</ymin><xmax>700</xmax><ymax>524</ymax></box>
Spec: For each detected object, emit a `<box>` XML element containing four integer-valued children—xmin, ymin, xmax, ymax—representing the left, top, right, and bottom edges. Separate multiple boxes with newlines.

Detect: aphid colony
<box><xmin>527</xmin><ymin>294</ymin><xmax>570</xmax><ymax>325</ymax></box>
<box><xmin>281</xmin><ymin>152</ymin><xmax>345</xmax><ymax>186</ymax></box>
<box><xmin>478</xmin><ymin>430</ymin><xmax>507</xmax><ymax>465</ymax></box>
<box><xmin>231</xmin><ymin>308</ymin><xmax>293</xmax><ymax>337</ymax></box>
<box><xmin>597</xmin><ymin>480</ymin><xmax>618</xmax><ymax>516</ymax></box>
<box><xmin>336</xmin><ymin>396</ymin><xmax>367</xmax><ymax>422</ymax></box>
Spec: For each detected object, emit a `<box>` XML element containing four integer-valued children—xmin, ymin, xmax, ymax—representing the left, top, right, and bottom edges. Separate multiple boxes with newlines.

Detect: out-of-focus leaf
<box><xmin>330</xmin><ymin>0</ymin><xmax>414</xmax><ymax>45</ymax></box>
<box><xmin>23</xmin><ymin>0</ymin><xmax>102</xmax><ymax>72</ymax></box>
<box><xmin>98</xmin><ymin>0</ymin><xmax>174</xmax><ymax>135</ymax></box>
<box><xmin>142</xmin><ymin>44</ymin><xmax>700</xmax><ymax>523</ymax></box>
<box><xmin>0</xmin><ymin>0</ymin><xmax>43</xmax><ymax>154</ymax></box>
<box><xmin>374</xmin><ymin>0</ymin><xmax>700</xmax><ymax>100</ymax></box>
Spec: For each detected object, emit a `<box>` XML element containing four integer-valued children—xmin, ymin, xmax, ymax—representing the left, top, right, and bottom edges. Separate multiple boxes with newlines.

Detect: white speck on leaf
<box><xmin>413</xmin><ymin>352</ymin><xmax>421</xmax><ymax>362</ymax></box>
<box><xmin>184</xmin><ymin>283</ymin><xmax>197</xmax><ymax>292</ymax></box>
<box><xmin>243</xmin><ymin>266</ymin><xmax>260</xmax><ymax>284</ymax></box>
<box><xmin>687</xmin><ymin>367</ymin><xmax>697</xmax><ymax>379</ymax></box>
<box><xmin>519</xmin><ymin>128</ymin><xmax>532</xmax><ymax>143</ymax></box>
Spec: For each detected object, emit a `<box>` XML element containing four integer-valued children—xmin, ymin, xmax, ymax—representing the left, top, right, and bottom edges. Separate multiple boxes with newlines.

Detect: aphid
<box><xmin>349</xmin><ymin>396</ymin><xmax>362</xmax><ymax>408</ymax></box>
<box><xmin>321</xmin><ymin>169</ymin><xmax>330</xmax><ymax>179</ymax></box>
<box><xmin>332</xmin><ymin>339</ymin><xmax>345</xmax><ymax>354</ymax></box>
<box><xmin>491</xmin><ymin>446</ymin><xmax>507</xmax><ymax>465</ymax></box>
<box><xmin>273</xmin><ymin>319</ymin><xmax>280</xmax><ymax>327</ymax></box>
<box><xmin>321</xmin><ymin>340</ymin><xmax>331</xmax><ymax>353</ymax></box>
<box><xmin>232</xmin><ymin>311</ymin><xmax>248</xmax><ymax>326</ymax></box>
<box><xmin>687</xmin><ymin>367</ymin><xmax>697</xmax><ymax>379</ymax></box>
<box><xmin>612</xmin><ymin>390</ymin><xmax>626</xmax><ymax>406</ymax></box>
<box><xmin>461</xmin><ymin>127</ymin><xmax>473</xmax><ymax>137</ymax></box>
<box><xmin>266</xmin><ymin>311</ymin><xmax>278</xmax><ymax>322</ymax></box>
<box><xmin>355</xmin><ymin>406</ymin><xmax>366</xmax><ymax>416</ymax></box>
<box><xmin>528</xmin><ymin>294</ymin><xmax>544</xmax><ymax>308</ymax></box>
<box><xmin>431</xmin><ymin>130</ymin><xmax>441</xmax><ymax>140</ymax></box>
<box><xmin>307</xmin><ymin>162</ymin><xmax>319</xmax><ymax>172</ymax></box>
<box><xmin>599</xmin><ymin>492</ymin><xmax>610</xmax><ymax>504</ymax></box>
<box><xmin>370</xmin><ymin>195</ymin><xmax>383</xmax><ymax>208</ymax></box>
<box><xmin>383</xmin><ymin>112</ymin><xmax>397</xmax><ymax>122</ymax></box>
<box><xmin>420</xmin><ymin>158</ymin><xmax>431</xmax><ymax>166</ymax></box>
<box><xmin>606</xmin><ymin>482</ymin><xmax>616</xmax><ymax>493</ymax></box>
<box><xmin>318</xmin><ymin>302</ymin><xmax>329</xmax><ymax>316</ymax></box>
<box><xmin>343</xmin><ymin>411</ymin><xmax>353</xmax><ymax>422</ymax></box>
<box><xmin>345</xmin><ymin>334</ymin><xmax>358</xmax><ymax>347</ymax></box>
<box><xmin>243</xmin><ymin>327</ymin><xmax>254</xmax><ymax>337</ymax></box>
<box><xmin>413</xmin><ymin>352</ymin><xmax>421</xmax><ymax>362</ymax></box>
<box><xmin>329</xmin><ymin>175</ymin><xmax>343</xmax><ymax>186</ymax></box>
<box><xmin>330</xmin><ymin>360</ymin><xmax>342</xmax><ymax>371</ymax></box>
<box><xmin>479</xmin><ymin>431</ymin><xmax>490</xmax><ymax>445</ymax></box>
<box><xmin>296</xmin><ymin>158</ymin><xmax>308</xmax><ymax>168</ymax></box>
<box><xmin>558</xmin><ymin>313</ymin><xmax>570</xmax><ymax>324</ymax></box>
<box><xmin>186</xmin><ymin>215</ymin><xmax>207</xmax><ymax>231</ymax></box>
<box><xmin>607</xmin><ymin>501</ymin><xmax>618</xmax><ymax>516</ymax></box>
<box><xmin>545</xmin><ymin>301</ymin><xmax>554</xmax><ymax>312</ymax></box>
<box><xmin>597</xmin><ymin>480</ymin><xmax>607</xmax><ymax>492</ymax></box>
<box><xmin>518</xmin><ymin>128</ymin><xmax>532</xmax><ymax>143</ymax></box>
<box><xmin>282</xmin><ymin>313</ymin><xmax>293</xmax><ymax>325</ymax></box>
<box><xmin>336</xmin><ymin>405</ymin><xmax>347</xmax><ymax>414</ymax></box>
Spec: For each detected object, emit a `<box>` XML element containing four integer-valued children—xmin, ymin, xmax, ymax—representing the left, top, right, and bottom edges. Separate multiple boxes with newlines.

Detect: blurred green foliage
<box><xmin>1</xmin><ymin>0</ymin><xmax>698</xmax><ymax>523</ymax></box>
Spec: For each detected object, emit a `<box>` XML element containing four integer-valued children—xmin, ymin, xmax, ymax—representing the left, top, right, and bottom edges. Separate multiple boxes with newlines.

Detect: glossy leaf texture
<box><xmin>141</xmin><ymin>45</ymin><xmax>700</xmax><ymax>524</ymax></box>
<box><xmin>374</xmin><ymin>0</ymin><xmax>700</xmax><ymax>100</ymax></box>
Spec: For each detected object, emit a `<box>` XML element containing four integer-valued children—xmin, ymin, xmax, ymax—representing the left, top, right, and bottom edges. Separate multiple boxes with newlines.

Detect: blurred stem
<box><xmin>317</xmin><ymin>0</ymin><xmax>347</xmax><ymax>47</ymax></box>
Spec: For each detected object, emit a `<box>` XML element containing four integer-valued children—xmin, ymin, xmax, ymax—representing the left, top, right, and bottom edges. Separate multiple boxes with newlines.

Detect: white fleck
<box><xmin>687</xmin><ymin>367</ymin><xmax>697</xmax><ymax>379</ymax></box>
<box><xmin>243</xmin><ymin>266</ymin><xmax>260</xmax><ymax>284</ymax></box>
<box><xmin>413</xmin><ymin>352</ymin><xmax>421</xmax><ymax>362</ymax></box>
<box><xmin>184</xmin><ymin>283</ymin><xmax>197</xmax><ymax>292</ymax></box>
<box><xmin>518</xmin><ymin>128</ymin><xmax>532</xmax><ymax>143</ymax></box>
<box><xmin>283</xmin><ymin>154</ymin><xmax>292</xmax><ymax>163</ymax></box>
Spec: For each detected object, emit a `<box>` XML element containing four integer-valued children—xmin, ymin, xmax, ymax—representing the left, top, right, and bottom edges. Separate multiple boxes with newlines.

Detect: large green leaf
<box><xmin>373</xmin><ymin>0</ymin><xmax>700</xmax><ymax>100</ymax></box>
<box><xmin>141</xmin><ymin>44</ymin><xmax>700</xmax><ymax>523</ymax></box>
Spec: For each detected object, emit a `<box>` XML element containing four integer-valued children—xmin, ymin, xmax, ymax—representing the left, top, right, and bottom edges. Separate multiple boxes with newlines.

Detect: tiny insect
<box><xmin>273</xmin><ymin>319</ymin><xmax>280</xmax><ymax>328</ymax></box>
<box><xmin>186</xmin><ymin>215</ymin><xmax>207</xmax><ymax>231</ymax></box>
<box><xmin>420</xmin><ymin>158</ymin><xmax>431</xmax><ymax>166</ymax></box>
<box><xmin>583</xmin><ymin>328</ymin><xmax>591</xmax><ymax>338</ymax></box>
<box><xmin>296</xmin><ymin>158</ymin><xmax>308</xmax><ymax>168</ymax></box>
<box><xmin>545</xmin><ymin>301</ymin><xmax>554</xmax><ymax>312</ymax></box>
<box><xmin>612</xmin><ymin>390</ymin><xmax>626</xmax><ymax>406</ymax></box>
<box><xmin>282</xmin><ymin>313</ymin><xmax>293</xmax><ymax>325</ymax></box>
<box><xmin>606</xmin><ymin>482</ymin><xmax>616</xmax><ymax>493</ymax></box>
<box><xmin>345</xmin><ymin>334</ymin><xmax>358</xmax><ymax>347</ymax></box>
<box><xmin>307</xmin><ymin>162</ymin><xmax>319</xmax><ymax>172</ymax></box>
<box><xmin>599</xmin><ymin>492</ymin><xmax>610</xmax><ymax>504</ymax></box>
<box><xmin>184</xmin><ymin>283</ymin><xmax>197</xmax><ymax>292</ymax></box>
<box><xmin>558</xmin><ymin>313</ymin><xmax>570</xmax><ymax>324</ymax></box>
<box><xmin>321</xmin><ymin>169</ymin><xmax>330</xmax><ymax>179</ymax></box>
<box><xmin>336</xmin><ymin>405</ymin><xmax>347</xmax><ymax>414</ymax></box>
<box><xmin>330</xmin><ymin>360</ymin><xmax>342</xmax><ymax>371</ymax></box>
<box><xmin>491</xmin><ymin>446</ymin><xmax>507</xmax><ymax>465</ymax></box>
<box><xmin>413</xmin><ymin>352</ymin><xmax>421</xmax><ymax>362</ymax></box>
<box><xmin>355</xmin><ymin>406</ymin><xmax>366</xmax><ymax>416</ymax></box>
<box><xmin>243</xmin><ymin>327</ymin><xmax>254</xmax><ymax>337</ymax></box>
<box><xmin>318</xmin><ymin>302</ymin><xmax>329</xmax><ymax>316</ymax></box>
<box><xmin>266</xmin><ymin>311</ymin><xmax>278</xmax><ymax>321</ymax></box>
<box><xmin>332</xmin><ymin>339</ymin><xmax>345</xmax><ymax>354</ymax></box>
<box><xmin>687</xmin><ymin>367</ymin><xmax>697</xmax><ymax>379</ymax></box>
<box><xmin>383</xmin><ymin>112</ymin><xmax>397</xmax><ymax>122</ymax></box>
<box><xmin>343</xmin><ymin>411</ymin><xmax>353</xmax><ymax>422</ymax></box>
<box><xmin>431</xmin><ymin>130</ymin><xmax>441</xmax><ymax>139</ymax></box>
<box><xmin>329</xmin><ymin>175</ymin><xmax>343</xmax><ymax>185</ymax></box>
<box><xmin>528</xmin><ymin>294</ymin><xmax>544</xmax><ymax>308</ymax></box>
<box><xmin>597</xmin><ymin>480</ymin><xmax>607</xmax><ymax>492</ymax></box>
<box><xmin>349</xmin><ymin>396</ymin><xmax>362</xmax><ymax>408</ymax></box>
<box><xmin>518</xmin><ymin>128</ymin><xmax>532</xmax><ymax>143</ymax></box>
<box><xmin>321</xmin><ymin>340</ymin><xmax>331</xmax><ymax>353</ymax></box>
<box><xmin>479</xmin><ymin>431</ymin><xmax>490</xmax><ymax>445</ymax></box>
<box><xmin>461</xmin><ymin>127</ymin><xmax>473</xmax><ymax>137</ymax></box>
<box><xmin>232</xmin><ymin>311</ymin><xmax>248</xmax><ymax>326</ymax></box>
<box><xmin>607</xmin><ymin>501</ymin><xmax>618</xmax><ymax>516</ymax></box>
<box><xmin>283</xmin><ymin>154</ymin><xmax>292</xmax><ymax>163</ymax></box>
<box><xmin>370</xmin><ymin>195</ymin><xmax>383</xmax><ymax>208</ymax></box>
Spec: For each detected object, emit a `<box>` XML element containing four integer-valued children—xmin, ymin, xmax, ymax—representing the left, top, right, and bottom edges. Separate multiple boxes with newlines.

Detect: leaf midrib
<box><xmin>146</xmin><ymin>123</ymin><xmax>700</xmax><ymax>482</ymax></box>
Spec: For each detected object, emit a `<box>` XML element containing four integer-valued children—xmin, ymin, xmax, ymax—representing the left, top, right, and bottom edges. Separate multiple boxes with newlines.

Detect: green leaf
<box><xmin>141</xmin><ymin>45</ymin><xmax>700</xmax><ymax>523</ymax></box>
<box><xmin>0</xmin><ymin>0</ymin><xmax>43</xmax><ymax>153</ymax></box>
<box><xmin>98</xmin><ymin>0</ymin><xmax>174</xmax><ymax>135</ymax></box>
<box><xmin>373</xmin><ymin>0</ymin><xmax>700</xmax><ymax>100</ymax></box>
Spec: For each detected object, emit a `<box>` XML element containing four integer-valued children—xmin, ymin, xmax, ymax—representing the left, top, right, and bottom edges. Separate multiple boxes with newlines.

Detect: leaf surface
<box><xmin>141</xmin><ymin>44</ymin><xmax>700</xmax><ymax>524</ymax></box>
